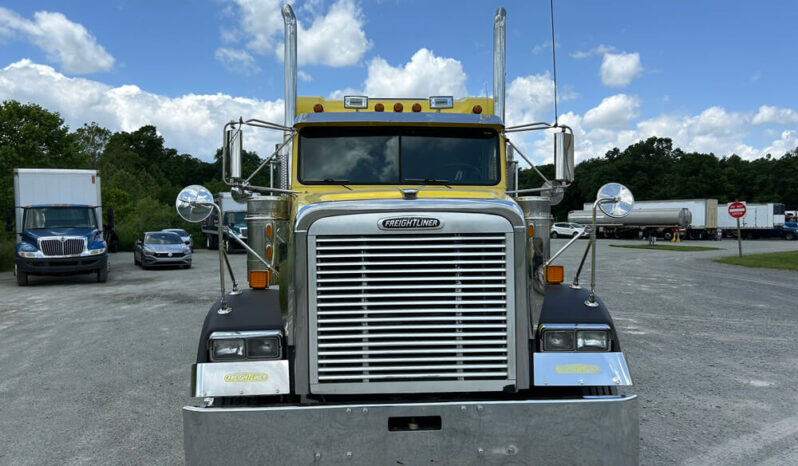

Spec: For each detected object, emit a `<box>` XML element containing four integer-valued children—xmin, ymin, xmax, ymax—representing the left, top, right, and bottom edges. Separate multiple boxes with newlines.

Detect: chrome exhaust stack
<box><xmin>280</xmin><ymin>4</ymin><xmax>297</xmax><ymax>190</ymax></box>
<box><xmin>493</xmin><ymin>7</ymin><xmax>506</xmax><ymax>123</ymax></box>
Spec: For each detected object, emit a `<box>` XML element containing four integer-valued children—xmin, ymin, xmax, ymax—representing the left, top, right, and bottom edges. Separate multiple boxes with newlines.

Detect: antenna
<box><xmin>550</xmin><ymin>0</ymin><xmax>559</xmax><ymax>127</ymax></box>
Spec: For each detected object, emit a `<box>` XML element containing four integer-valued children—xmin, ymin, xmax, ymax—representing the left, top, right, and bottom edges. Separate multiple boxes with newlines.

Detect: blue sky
<box><xmin>1</xmin><ymin>0</ymin><xmax>796</xmax><ymax>163</ymax></box>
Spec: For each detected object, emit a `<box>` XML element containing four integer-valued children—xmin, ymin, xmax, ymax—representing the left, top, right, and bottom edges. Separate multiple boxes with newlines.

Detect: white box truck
<box><xmin>12</xmin><ymin>169</ymin><xmax>111</xmax><ymax>285</ymax></box>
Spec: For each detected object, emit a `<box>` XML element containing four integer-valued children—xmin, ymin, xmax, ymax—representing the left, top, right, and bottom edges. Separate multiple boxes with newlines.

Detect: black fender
<box><xmin>538</xmin><ymin>284</ymin><xmax>622</xmax><ymax>352</ymax></box>
<box><xmin>196</xmin><ymin>288</ymin><xmax>283</xmax><ymax>363</ymax></box>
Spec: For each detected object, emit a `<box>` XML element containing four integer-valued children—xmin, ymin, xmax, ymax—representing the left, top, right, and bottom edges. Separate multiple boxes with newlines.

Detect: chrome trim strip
<box><xmin>294</xmin><ymin>112</ymin><xmax>504</xmax><ymax>127</ymax></box>
<box><xmin>539</xmin><ymin>323</ymin><xmax>611</xmax><ymax>331</ymax></box>
<box><xmin>533</xmin><ymin>352</ymin><xmax>633</xmax><ymax>386</ymax></box>
<box><xmin>209</xmin><ymin>330</ymin><xmax>283</xmax><ymax>340</ymax></box>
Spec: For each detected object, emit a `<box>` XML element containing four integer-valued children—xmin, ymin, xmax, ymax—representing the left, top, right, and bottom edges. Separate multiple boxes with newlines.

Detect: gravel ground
<box><xmin>1</xmin><ymin>238</ymin><xmax>797</xmax><ymax>465</ymax></box>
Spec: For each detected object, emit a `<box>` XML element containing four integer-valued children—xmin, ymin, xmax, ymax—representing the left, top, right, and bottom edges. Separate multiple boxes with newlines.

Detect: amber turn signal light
<box><xmin>313</xmin><ymin>103</ymin><xmax>324</xmax><ymax>113</ymax></box>
<box><xmin>472</xmin><ymin>105</ymin><xmax>482</xmax><ymax>114</ymax></box>
<box><xmin>528</xmin><ymin>225</ymin><xmax>535</xmax><ymax>237</ymax></box>
<box><xmin>249</xmin><ymin>270</ymin><xmax>269</xmax><ymax>289</ymax></box>
<box><xmin>545</xmin><ymin>265</ymin><xmax>564</xmax><ymax>284</ymax></box>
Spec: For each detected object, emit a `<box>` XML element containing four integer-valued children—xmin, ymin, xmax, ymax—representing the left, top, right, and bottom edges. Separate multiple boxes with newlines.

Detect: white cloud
<box><xmin>505</xmin><ymin>72</ymin><xmax>556</xmax><ymax>126</ymax></box>
<box><xmin>532</xmin><ymin>40</ymin><xmax>556</xmax><ymax>55</ymax></box>
<box><xmin>336</xmin><ymin>48</ymin><xmax>467</xmax><ymax>98</ymax></box>
<box><xmin>0</xmin><ymin>60</ymin><xmax>283</xmax><ymax>161</ymax></box>
<box><xmin>600</xmin><ymin>52</ymin><xmax>642</xmax><ymax>87</ymax></box>
<box><xmin>752</xmin><ymin>105</ymin><xmax>798</xmax><ymax>125</ymax></box>
<box><xmin>298</xmin><ymin>70</ymin><xmax>312</xmax><ymax>82</ymax></box>
<box><xmin>0</xmin><ymin>7</ymin><xmax>114</xmax><ymax>73</ymax></box>
<box><xmin>215</xmin><ymin>48</ymin><xmax>261</xmax><ymax>75</ymax></box>
<box><xmin>571</xmin><ymin>44</ymin><xmax>616</xmax><ymax>59</ymax></box>
<box><xmin>583</xmin><ymin>94</ymin><xmax>640</xmax><ymax>129</ymax></box>
<box><xmin>221</xmin><ymin>0</ymin><xmax>371</xmax><ymax>69</ymax></box>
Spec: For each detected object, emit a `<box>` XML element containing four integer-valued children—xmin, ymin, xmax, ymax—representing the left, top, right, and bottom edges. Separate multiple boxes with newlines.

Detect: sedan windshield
<box><xmin>145</xmin><ymin>233</ymin><xmax>183</xmax><ymax>245</ymax></box>
<box><xmin>24</xmin><ymin>207</ymin><xmax>97</xmax><ymax>230</ymax></box>
<box><xmin>299</xmin><ymin>126</ymin><xmax>500</xmax><ymax>185</ymax></box>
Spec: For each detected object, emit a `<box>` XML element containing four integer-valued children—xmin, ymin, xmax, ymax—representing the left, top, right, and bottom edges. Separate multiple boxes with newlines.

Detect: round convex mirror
<box><xmin>596</xmin><ymin>182</ymin><xmax>634</xmax><ymax>218</ymax></box>
<box><xmin>176</xmin><ymin>185</ymin><xmax>214</xmax><ymax>222</ymax></box>
<box><xmin>542</xmin><ymin>180</ymin><xmax>565</xmax><ymax>206</ymax></box>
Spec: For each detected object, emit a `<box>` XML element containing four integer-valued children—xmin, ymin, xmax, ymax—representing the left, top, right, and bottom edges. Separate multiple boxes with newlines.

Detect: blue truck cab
<box><xmin>12</xmin><ymin>169</ymin><xmax>110</xmax><ymax>286</ymax></box>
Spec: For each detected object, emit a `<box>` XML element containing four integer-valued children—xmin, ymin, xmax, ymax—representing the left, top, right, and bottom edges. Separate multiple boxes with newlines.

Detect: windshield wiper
<box><xmin>304</xmin><ymin>179</ymin><xmax>353</xmax><ymax>190</ymax></box>
<box><xmin>404</xmin><ymin>178</ymin><xmax>452</xmax><ymax>189</ymax></box>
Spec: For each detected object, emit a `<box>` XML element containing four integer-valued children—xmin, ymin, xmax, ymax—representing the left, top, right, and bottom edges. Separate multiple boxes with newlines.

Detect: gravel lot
<box><xmin>1</xmin><ymin>238</ymin><xmax>797</xmax><ymax>465</ymax></box>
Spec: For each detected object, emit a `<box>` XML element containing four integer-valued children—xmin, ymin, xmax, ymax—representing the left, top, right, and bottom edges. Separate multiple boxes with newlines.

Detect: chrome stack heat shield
<box><xmin>246</xmin><ymin>196</ymin><xmax>289</xmax><ymax>288</ymax></box>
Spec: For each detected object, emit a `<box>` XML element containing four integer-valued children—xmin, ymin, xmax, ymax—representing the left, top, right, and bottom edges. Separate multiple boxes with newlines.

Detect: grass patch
<box><xmin>714</xmin><ymin>250</ymin><xmax>798</xmax><ymax>271</ymax></box>
<box><xmin>609</xmin><ymin>244</ymin><xmax>724</xmax><ymax>252</ymax></box>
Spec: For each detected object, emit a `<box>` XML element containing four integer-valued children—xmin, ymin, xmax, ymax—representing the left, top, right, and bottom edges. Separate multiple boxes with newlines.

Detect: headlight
<box><xmin>143</xmin><ymin>247</ymin><xmax>156</xmax><ymax>255</ymax></box>
<box><xmin>88</xmin><ymin>247</ymin><xmax>106</xmax><ymax>255</ymax></box>
<box><xmin>540</xmin><ymin>324</ymin><xmax>611</xmax><ymax>352</ymax></box>
<box><xmin>543</xmin><ymin>330</ymin><xmax>575</xmax><ymax>351</ymax></box>
<box><xmin>577</xmin><ymin>330</ymin><xmax>609</xmax><ymax>351</ymax></box>
<box><xmin>211</xmin><ymin>338</ymin><xmax>245</xmax><ymax>360</ymax></box>
<box><xmin>18</xmin><ymin>251</ymin><xmax>38</xmax><ymax>258</ymax></box>
<box><xmin>209</xmin><ymin>331</ymin><xmax>283</xmax><ymax>361</ymax></box>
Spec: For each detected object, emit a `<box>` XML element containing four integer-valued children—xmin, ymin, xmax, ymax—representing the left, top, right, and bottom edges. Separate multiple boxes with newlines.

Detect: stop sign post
<box><xmin>729</xmin><ymin>202</ymin><xmax>746</xmax><ymax>257</ymax></box>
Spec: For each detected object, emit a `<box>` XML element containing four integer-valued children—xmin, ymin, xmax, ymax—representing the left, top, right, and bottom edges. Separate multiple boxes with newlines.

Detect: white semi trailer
<box><xmin>717</xmin><ymin>202</ymin><xmax>786</xmax><ymax>239</ymax></box>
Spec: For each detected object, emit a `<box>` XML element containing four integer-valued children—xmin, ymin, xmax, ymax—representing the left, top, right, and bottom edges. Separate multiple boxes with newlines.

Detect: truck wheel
<box><xmin>16</xmin><ymin>267</ymin><xmax>28</xmax><ymax>286</ymax></box>
<box><xmin>663</xmin><ymin>231</ymin><xmax>673</xmax><ymax>241</ymax></box>
<box><xmin>97</xmin><ymin>265</ymin><xmax>108</xmax><ymax>283</ymax></box>
<box><xmin>225</xmin><ymin>239</ymin><xmax>233</xmax><ymax>254</ymax></box>
<box><xmin>786</xmin><ymin>232</ymin><xmax>795</xmax><ymax>240</ymax></box>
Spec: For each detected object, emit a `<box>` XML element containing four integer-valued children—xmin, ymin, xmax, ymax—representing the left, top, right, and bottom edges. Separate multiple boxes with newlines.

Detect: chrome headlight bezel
<box><xmin>539</xmin><ymin>324</ymin><xmax>612</xmax><ymax>352</ymax></box>
<box><xmin>208</xmin><ymin>330</ymin><xmax>283</xmax><ymax>362</ymax></box>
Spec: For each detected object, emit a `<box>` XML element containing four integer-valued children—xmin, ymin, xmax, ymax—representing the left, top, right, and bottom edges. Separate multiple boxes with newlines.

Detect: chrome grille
<box><xmin>39</xmin><ymin>238</ymin><xmax>85</xmax><ymax>256</ymax></box>
<box><xmin>311</xmin><ymin>232</ymin><xmax>511</xmax><ymax>391</ymax></box>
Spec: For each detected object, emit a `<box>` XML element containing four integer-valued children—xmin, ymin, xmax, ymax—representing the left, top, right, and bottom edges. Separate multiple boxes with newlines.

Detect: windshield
<box><xmin>166</xmin><ymin>229</ymin><xmax>188</xmax><ymax>236</ymax></box>
<box><xmin>145</xmin><ymin>232</ymin><xmax>182</xmax><ymax>245</ymax></box>
<box><xmin>224</xmin><ymin>212</ymin><xmax>246</xmax><ymax>225</ymax></box>
<box><xmin>299</xmin><ymin>126</ymin><xmax>500</xmax><ymax>185</ymax></box>
<box><xmin>23</xmin><ymin>207</ymin><xmax>97</xmax><ymax>230</ymax></box>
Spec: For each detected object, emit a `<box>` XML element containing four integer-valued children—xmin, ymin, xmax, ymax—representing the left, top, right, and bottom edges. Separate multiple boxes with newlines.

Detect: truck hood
<box><xmin>145</xmin><ymin>243</ymin><xmax>189</xmax><ymax>253</ymax></box>
<box><xmin>22</xmin><ymin>228</ymin><xmax>99</xmax><ymax>242</ymax></box>
<box><xmin>299</xmin><ymin>188</ymin><xmax>507</xmax><ymax>206</ymax></box>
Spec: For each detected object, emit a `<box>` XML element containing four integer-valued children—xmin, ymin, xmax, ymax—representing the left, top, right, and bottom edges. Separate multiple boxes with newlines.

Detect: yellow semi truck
<box><xmin>177</xmin><ymin>5</ymin><xmax>638</xmax><ymax>464</ymax></box>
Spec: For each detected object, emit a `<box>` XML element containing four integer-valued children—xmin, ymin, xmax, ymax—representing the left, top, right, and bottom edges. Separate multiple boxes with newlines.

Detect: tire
<box><xmin>207</xmin><ymin>235</ymin><xmax>218</xmax><ymax>250</ymax></box>
<box><xmin>225</xmin><ymin>239</ymin><xmax>234</xmax><ymax>254</ymax></box>
<box><xmin>16</xmin><ymin>267</ymin><xmax>28</xmax><ymax>286</ymax></box>
<box><xmin>97</xmin><ymin>265</ymin><xmax>108</xmax><ymax>283</ymax></box>
<box><xmin>785</xmin><ymin>232</ymin><xmax>795</xmax><ymax>241</ymax></box>
<box><xmin>184</xmin><ymin>262</ymin><xmax>192</xmax><ymax>269</ymax></box>
<box><xmin>134</xmin><ymin>253</ymin><xmax>140</xmax><ymax>266</ymax></box>
<box><xmin>663</xmin><ymin>231</ymin><xmax>673</xmax><ymax>241</ymax></box>
<box><xmin>552</xmin><ymin>232</ymin><xmax>559</xmax><ymax>239</ymax></box>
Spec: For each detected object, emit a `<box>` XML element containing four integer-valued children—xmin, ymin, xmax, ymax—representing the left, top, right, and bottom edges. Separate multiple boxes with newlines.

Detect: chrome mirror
<box><xmin>227</xmin><ymin>127</ymin><xmax>243</xmax><ymax>180</ymax></box>
<box><xmin>176</xmin><ymin>185</ymin><xmax>214</xmax><ymax>222</ymax></box>
<box><xmin>597</xmin><ymin>182</ymin><xmax>634</xmax><ymax>218</ymax></box>
<box><xmin>542</xmin><ymin>180</ymin><xmax>564</xmax><ymax>206</ymax></box>
<box><xmin>553</xmin><ymin>132</ymin><xmax>574</xmax><ymax>182</ymax></box>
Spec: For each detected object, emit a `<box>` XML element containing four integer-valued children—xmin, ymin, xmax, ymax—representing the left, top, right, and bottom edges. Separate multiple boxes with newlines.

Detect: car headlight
<box><xmin>540</xmin><ymin>324</ymin><xmax>611</xmax><ymax>352</ymax></box>
<box><xmin>209</xmin><ymin>331</ymin><xmax>283</xmax><ymax>361</ymax></box>
<box><xmin>143</xmin><ymin>247</ymin><xmax>156</xmax><ymax>255</ymax></box>
<box><xmin>18</xmin><ymin>251</ymin><xmax>38</xmax><ymax>258</ymax></box>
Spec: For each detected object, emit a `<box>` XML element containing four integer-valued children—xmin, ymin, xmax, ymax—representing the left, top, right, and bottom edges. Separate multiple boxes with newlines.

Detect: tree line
<box><xmin>2</xmin><ymin>99</ymin><xmax>797</xmax><ymax>261</ymax></box>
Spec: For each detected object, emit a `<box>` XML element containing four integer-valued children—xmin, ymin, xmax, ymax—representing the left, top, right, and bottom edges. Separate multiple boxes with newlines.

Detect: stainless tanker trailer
<box><xmin>569</xmin><ymin>207</ymin><xmax>692</xmax><ymax>240</ymax></box>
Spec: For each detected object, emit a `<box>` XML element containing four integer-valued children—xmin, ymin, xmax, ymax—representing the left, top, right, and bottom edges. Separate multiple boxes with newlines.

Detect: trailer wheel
<box><xmin>663</xmin><ymin>231</ymin><xmax>673</xmax><ymax>241</ymax></box>
<box><xmin>16</xmin><ymin>267</ymin><xmax>28</xmax><ymax>286</ymax></box>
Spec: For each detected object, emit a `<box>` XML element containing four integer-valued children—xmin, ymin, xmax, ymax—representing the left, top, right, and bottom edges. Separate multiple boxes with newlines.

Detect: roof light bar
<box><xmin>344</xmin><ymin>96</ymin><xmax>368</xmax><ymax>109</ymax></box>
<box><xmin>429</xmin><ymin>96</ymin><xmax>454</xmax><ymax>109</ymax></box>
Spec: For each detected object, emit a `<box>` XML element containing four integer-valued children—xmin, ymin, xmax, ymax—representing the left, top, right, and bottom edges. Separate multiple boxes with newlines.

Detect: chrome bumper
<box><xmin>184</xmin><ymin>395</ymin><xmax>638</xmax><ymax>465</ymax></box>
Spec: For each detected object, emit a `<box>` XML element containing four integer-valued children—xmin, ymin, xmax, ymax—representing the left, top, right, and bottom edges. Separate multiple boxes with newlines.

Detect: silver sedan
<box><xmin>134</xmin><ymin>231</ymin><xmax>192</xmax><ymax>269</ymax></box>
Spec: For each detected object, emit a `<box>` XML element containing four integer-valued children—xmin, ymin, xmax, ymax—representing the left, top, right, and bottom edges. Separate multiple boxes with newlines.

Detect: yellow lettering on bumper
<box><xmin>555</xmin><ymin>364</ymin><xmax>600</xmax><ymax>374</ymax></box>
<box><xmin>224</xmin><ymin>372</ymin><xmax>269</xmax><ymax>383</ymax></box>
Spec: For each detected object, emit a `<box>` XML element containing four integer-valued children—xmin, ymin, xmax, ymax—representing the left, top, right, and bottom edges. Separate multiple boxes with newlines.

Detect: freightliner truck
<box><xmin>201</xmin><ymin>192</ymin><xmax>248</xmax><ymax>252</ymax></box>
<box><xmin>12</xmin><ymin>168</ymin><xmax>111</xmax><ymax>286</ymax></box>
<box><xmin>177</xmin><ymin>6</ymin><xmax>638</xmax><ymax>464</ymax></box>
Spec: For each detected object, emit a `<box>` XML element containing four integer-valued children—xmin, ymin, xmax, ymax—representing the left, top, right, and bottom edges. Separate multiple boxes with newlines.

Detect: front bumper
<box><xmin>184</xmin><ymin>395</ymin><xmax>638</xmax><ymax>465</ymax></box>
<box><xmin>16</xmin><ymin>254</ymin><xmax>107</xmax><ymax>276</ymax></box>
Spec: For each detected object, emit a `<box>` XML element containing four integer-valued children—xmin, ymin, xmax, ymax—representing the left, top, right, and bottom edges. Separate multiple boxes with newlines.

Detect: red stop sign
<box><xmin>728</xmin><ymin>202</ymin><xmax>746</xmax><ymax>218</ymax></box>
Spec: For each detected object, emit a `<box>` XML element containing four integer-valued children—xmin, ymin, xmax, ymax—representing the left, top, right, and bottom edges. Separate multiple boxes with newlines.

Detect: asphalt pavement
<box><xmin>1</xmin><ymin>238</ymin><xmax>797</xmax><ymax>465</ymax></box>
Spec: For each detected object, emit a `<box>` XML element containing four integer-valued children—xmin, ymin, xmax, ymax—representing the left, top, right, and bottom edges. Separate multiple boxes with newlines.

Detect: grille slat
<box><xmin>311</xmin><ymin>230</ymin><xmax>512</xmax><ymax>390</ymax></box>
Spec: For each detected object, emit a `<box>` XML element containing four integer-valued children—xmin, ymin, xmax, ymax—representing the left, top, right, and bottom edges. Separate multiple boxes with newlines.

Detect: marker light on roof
<box><xmin>313</xmin><ymin>104</ymin><xmax>324</xmax><ymax>113</ymax></box>
<box><xmin>374</xmin><ymin>103</ymin><xmax>385</xmax><ymax>112</ymax></box>
<box><xmin>393</xmin><ymin>103</ymin><xmax>403</xmax><ymax>112</ymax></box>
<box><xmin>344</xmin><ymin>96</ymin><xmax>368</xmax><ymax>109</ymax></box>
<box><xmin>412</xmin><ymin>103</ymin><xmax>422</xmax><ymax>112</ymax></box>
<box><xmin>429</xmin><ymin>96</ymin><xmax>453</xmax><ymax>109</ymax></box>
<box><xmin>472</xmin><ymin>105</ymin><xmax>483</xmax><ymax>114</ymax></box>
